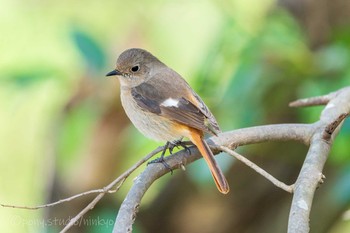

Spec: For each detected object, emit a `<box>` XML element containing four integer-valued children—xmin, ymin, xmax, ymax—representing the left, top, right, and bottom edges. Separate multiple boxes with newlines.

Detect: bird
<box><xmin>106</xmin><ymin>48</ymin><xmax>229</xmax><ymax>194</ymax></box>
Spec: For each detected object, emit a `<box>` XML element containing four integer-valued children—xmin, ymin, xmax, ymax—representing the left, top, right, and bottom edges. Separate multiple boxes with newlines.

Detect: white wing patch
<box><xmin>161</xmin><ymin>98</ymin><xmax>179</xmax><ymax>107</ymax></box>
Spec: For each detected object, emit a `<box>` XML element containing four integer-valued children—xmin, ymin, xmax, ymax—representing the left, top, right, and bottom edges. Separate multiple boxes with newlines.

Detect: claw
<box><xmin>148</xmin><ymin>141</ymin><xmax>173</xmax><ymax>174</ymax></box>
<box><xmin>148</xmin><ymin>140</ymin><xmax>193</xmax><ymax>174</ymax></box>
<box><xmin>169</xmin><ymin>139</ymin><xmax>192</xmax><ymax>156</ymax></box>
<box><xmin>148</xmin><ymin>156</ymin><xmax>173</xmax><ymax>174</ymax></box>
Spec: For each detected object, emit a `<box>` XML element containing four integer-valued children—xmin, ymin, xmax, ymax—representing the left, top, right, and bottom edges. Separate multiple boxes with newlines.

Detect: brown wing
<box><xmin>131</xmin><ymin>71</ymin><xmax>220</xmax><ymax>135</ymax></box>
<box><xmin>159</xmin><ymin>97</ymin><xmax>210</xmax><ymax>133</ymax></box>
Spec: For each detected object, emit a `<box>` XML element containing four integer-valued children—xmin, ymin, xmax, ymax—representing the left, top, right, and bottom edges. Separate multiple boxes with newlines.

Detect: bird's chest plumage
<box><xmin>120</xmin><ymin>88</ymin><xmax>185</xmax><ymax>141</ymax></box>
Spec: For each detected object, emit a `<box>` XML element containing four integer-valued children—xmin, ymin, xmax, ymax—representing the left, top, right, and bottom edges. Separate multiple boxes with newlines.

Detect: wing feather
<box><xmin>130</xmin><ymin>72</ymin><xmax>220</xmax><ymax>135</ymax></box>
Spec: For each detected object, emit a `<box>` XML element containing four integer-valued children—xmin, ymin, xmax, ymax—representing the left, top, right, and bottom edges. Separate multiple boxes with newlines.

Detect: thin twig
<box><xmin>289</xmin><ymin>95</ymin><xmax>331</xmax><ymax>107</ymax></box>
<box><xmin>60</xmin><ymin>180</ymin><xmax>124</xmax><ymax>233</ymax></box>
<box><xmin>0</xmin><ymin>189</ymin><xmax>117</xmax><ymax>210</ymax></box>
<box><xmin>59</xmin><ymin>145</ymin><xmax>164</xmax><ymax>233</ymax></box>
<box><xmin>215</xmin><ymin>145</ymin><xmax>294</xmax><ymax>193</ymax></box>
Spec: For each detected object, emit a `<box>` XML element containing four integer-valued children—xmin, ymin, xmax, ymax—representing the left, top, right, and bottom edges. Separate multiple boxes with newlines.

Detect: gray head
<box><xmin>106</xmin><ymin>48</ymin><xmax>164</xmax><ymax>87</ymax></box>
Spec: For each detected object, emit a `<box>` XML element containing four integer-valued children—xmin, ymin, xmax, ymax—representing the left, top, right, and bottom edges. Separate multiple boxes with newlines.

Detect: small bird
<box><xmin>106</xmin><ymin>48</ymin><xmax>229</xmax><ymax>194</ymax></box>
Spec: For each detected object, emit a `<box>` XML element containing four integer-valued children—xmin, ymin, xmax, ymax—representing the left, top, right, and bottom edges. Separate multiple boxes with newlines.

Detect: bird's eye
<box><xmin>131</xmin><ymin>65</ymin><xmax>139</xmax><ymax>72</ymax></box>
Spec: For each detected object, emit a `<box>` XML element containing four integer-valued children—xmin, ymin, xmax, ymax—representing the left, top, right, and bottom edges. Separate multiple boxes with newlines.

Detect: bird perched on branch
<box><xmin>106</xmin><ymin>48</ymin><xmax>229</xmax><ymax>194</ymax></box>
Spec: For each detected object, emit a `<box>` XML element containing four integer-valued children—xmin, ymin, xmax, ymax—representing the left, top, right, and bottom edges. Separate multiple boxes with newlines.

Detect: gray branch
<box><xmin>113</xmin><ymin>124</ymin><xmax>312</xmax><ymax>233</ymax></box>
<box><xmin>288</xmin><ymin>87</ymin><xmax>350</xmax><ymax>233</ymax></box>
<box><xmin>113</xmin><ymin>87</ymin><xmax>350</xmax><ymax>233</ymax></box>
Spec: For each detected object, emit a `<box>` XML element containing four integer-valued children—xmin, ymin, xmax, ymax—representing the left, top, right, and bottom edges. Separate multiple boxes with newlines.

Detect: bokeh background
<box><xmin>0</xmin><ymin>0</ymin><xmax>350</xmax><ymax>232</ymax></box>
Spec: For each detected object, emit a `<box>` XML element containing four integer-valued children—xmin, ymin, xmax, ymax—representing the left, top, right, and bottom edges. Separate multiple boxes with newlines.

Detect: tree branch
<box><xmin>59</xmin><ymin>146</ymin><xmax>165</xmax><ymax>233</ymax></box>
<box><xmin>215</xmin><ymin>145</ymin><xmax>293</xmax><ymax>193</ymax></box>
<box><xmin>288</xmin><ymin>87</ymin><xmax>350</xmax><ymax>233</ymax></box>
<box><xmin>113</xmin><ymin>87</ymin><xmax>350</xmax><ymax>233</ymax></box>
<box><xmin>112</xmin><ymin>123</ymin><xmax>314</xmax><ymax>233</ymax></box>
<box><xmin>0</xmin><ymin>188</ymin><xmax>118</xmax><ymax>210</ymax></box>
<box><xmin>289</xmin><ymin>95</ymin><xmax>331</xmax><ymax>107</ymax></box>
<box><xmin>2</xmin><ymin>87</ymin><xmax>349</xmax><ymax>233</ymax></box>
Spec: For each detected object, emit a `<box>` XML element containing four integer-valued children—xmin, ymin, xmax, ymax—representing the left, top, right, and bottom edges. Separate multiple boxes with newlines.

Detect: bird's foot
<box><xmin>148</xmin><ymin>141</ymin><xmax>173</xmax><ymax>174</ymax></box>
<box><xmin>148</xmin><ymin>140</ymin><xmax>193</xmax><ymax>174</ymax></box>
<box><xmin>168</xmin><ymin>139</ymin><xmax>193</xmax><ymax>156</ymax></box>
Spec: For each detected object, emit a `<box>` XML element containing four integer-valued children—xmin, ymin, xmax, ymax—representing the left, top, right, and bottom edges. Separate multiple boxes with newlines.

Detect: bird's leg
<box><xmin>148</xmin><ymin>139</ymin><xmax>194</xmax><ymax>173</ymax></box>
<box><xmin>148</xmin><ymin>141</ymin><xmax>173</xmax><ymax>173</ymax></box>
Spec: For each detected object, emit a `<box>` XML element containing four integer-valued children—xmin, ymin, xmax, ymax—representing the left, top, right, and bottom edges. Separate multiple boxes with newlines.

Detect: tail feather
<box><xmin>189</xmin><ymin>131</ymin><xmax>230</xmax><ymax>194</ymax></box>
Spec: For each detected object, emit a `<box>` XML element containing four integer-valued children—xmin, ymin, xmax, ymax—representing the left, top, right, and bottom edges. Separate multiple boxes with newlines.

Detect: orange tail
<box><xmin>189</xmin><ymin>130</ymin><xmax>230</xmax><ymax>194</ymax></box>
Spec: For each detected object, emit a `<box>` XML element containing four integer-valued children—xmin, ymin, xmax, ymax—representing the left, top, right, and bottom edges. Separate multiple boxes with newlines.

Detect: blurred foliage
<box><xmin>71</xmin><ymin>28</ymin><xmax>107</xmax><ymax>75</ymax></box>
<box><xmin>0</xmin><ymin>0</ymin><xmax>350</xmax><ymax>233</ymax></box>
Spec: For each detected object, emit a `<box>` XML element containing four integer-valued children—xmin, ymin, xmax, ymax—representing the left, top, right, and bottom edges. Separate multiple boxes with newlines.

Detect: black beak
<box><xmin>106</xmin><ymin>69</ymin><xmax>122</xmax><ymax>77</ymax></box>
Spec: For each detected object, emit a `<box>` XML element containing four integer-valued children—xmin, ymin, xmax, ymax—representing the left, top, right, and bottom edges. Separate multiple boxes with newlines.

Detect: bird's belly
<box><xmin>121</xmin><ymin>93</ymin><xmax>184</xmax><ymax>141</ymax></box>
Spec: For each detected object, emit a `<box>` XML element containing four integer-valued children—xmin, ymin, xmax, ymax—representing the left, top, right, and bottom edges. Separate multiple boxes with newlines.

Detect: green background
<box><xmin>0</xmin><ymin>0</ymin><xmax>349</xmax><ymax>232</ymax></box>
